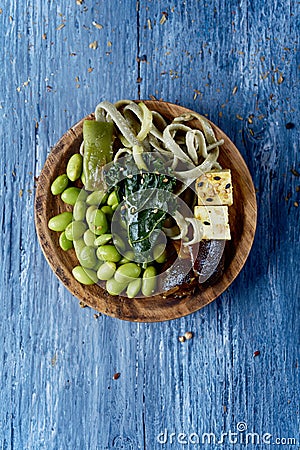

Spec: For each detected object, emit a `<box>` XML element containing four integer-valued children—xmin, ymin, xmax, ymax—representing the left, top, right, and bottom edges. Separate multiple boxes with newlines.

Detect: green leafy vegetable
<box><xmin>104</xmin><ymin>154</ymin><xmax>177</xmax><ymax>260</ymax></box>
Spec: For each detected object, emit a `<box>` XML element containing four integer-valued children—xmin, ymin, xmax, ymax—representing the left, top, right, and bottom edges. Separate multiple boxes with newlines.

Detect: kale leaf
<box><xmin>103</xmin><ymin>154</ymin><xmax>177</xmax><ymax>260</ymax></box>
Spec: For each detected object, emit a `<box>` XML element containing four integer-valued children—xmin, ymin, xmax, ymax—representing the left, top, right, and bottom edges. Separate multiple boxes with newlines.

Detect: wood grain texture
<box><xmin>0</xmin><ymin>0</ymin><xmax>299</xmax><ymax>449</ymax></box>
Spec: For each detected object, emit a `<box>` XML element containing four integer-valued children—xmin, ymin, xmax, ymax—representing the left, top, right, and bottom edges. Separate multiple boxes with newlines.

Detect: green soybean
<box><xmin>73</xmin><ymin>200</ymin><xmax>87</xmax><ymax>221</ymax></box>
<box><xmin>76</xmin><ymin>190</ymin><xmax>89</xmax><ymax>202</ymax></box>
<box><xmin>87</xmin><ymin>209</ymin><xmax>108</xmax><ymax>235</ymax></box>
<box><xmin>79</xmin><ymin>246</ymin><xmax>97</xmax><ymax>269</ymax></box>
<box><xmin>48</xmin><ymin>212</ymin><xmax>73</xmax><ymax>232</ymax></box>
<box><xmin>73</xmin><ymin>238</ymin><xmax>85</xmax><ymax>257</ymax></box>
<box><xmin>107</xmin><ymin>190</ymin><xmax>119</xmax><ymax>206</ymax></box>
<box><xmin>94</xmin><ymin>234</ymin><xmax>112</xmax><ymax>246</ymax></box>
<box><xmin>118</xmin><ymin>257</ymin><xmax>131</xmax><ymax>265</ymax></box>
<box><xmin>153</xmin><ymin>244</ymin><xmax>167</xmax><ymax>264</ymax></box>
<box><xmin>59</xmin><ymin>231</ymin><xmax>73</xmax><ymax>251</ymax></box>
<box><xmin>124</xmin><ymin>250</ymin><xmax>135</xmax><ymax>261</ymax></box>
<box><xmin>83</xmin><ymin>229</ymin><xmax>97</xmax><ymax>247</ymax></box>
<box><xmin>101</xmin><ymin>205</ymin><xmax>113</xmax><ymax>219</ymax></box>
<box><xmin>114</xmin><ymin>263</ymin><xmax>141</xmax><ymax>284</ymax></box>
<box><xmin>97</xmin><ymin>262</ymin><xmax>116</xmax><ymax>280</ymax></box>
<box><xmin>142</xmin><ymin>266</ymin><xmax>157</xmax><ymax>297</ymax></box>
<box><xmin>94</xmin><ymin>260</ymin><xmax>104</xmax><ymax>271</ymax></box>
<box><xmin>127</xmin><ymin>278</ymin><xmax>142</xmax><ymax>298</ymax></box>
<box><xmin>65</xmin><ymin>221</ymin><xmax>86</xmax><ymax>241</ymax></box>
<box><xmin>96</xmin><ymin>245</ymin><xmax>121</xmax><ymax>262</ymax></box>
<box><xmin>86</xmin><ymin>205</ymin><xmax>98</xmax><ymax>223</ymax></box>
<box><xmin>51</xmin><ymin>174</ymin><xmax>69</xmax><ymax>195</ymax></box>
<box><xmin>86</xmin><ymin>190</ymin><xmax>107</xmax><ymax>206</ymax></box>
<box><xmin>72</xmin><ymin>266</ymin><xmax>97</xmax><ymax>285</ymax></box>
<box><xmin>106</xmin><ymin>278</ymin><xmax>127</xmax><ymax>296</ymax></box>
<box><xmin>61</xmin><ymin>187</ymin><xmax>81</xmax><ymax>205</ymax></box>
<box><xmin>113</xmin><ymin>234</ymin><xmax>126</xmax><ymax>251</ymax></box>
<box><xmin>66</xmin><ymin>153</ymin><xmax>83</xmax><ymax>181</ymax></box>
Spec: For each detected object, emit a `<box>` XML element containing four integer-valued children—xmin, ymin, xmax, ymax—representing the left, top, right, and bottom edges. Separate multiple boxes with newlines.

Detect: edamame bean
<box><xmin>79</xmin><ymin>246</ymin><xmax>97</xmax><ymax>269</ymax></box>
<box><xmin>118</xmin><ymin>257</ymin><xmax>131</xmax><ymax>265</ymax></box>
<box><xmin>59</xmin><ymin>231</ymin><xmax>73</xmax><ymax>251</ymax></box>
<box><xmin>65</xmin><ymin>221</ymin><xmax>86</xmax><ymax>241</ymax></box>
<box><xmin>142</xmin><ymin>266</ymin><xmax>157</xmax><ymax>297</ymax></box>
<box><xmin>86</xmin><ymin>205</ymin><xmax>98</xmax><ymax>223</ymax></box>
<box><xmin>66</xmin><ymin>154</ymin><xmax>83</xmax><ymax>181</ymax></box>
<box><xmin>51</xmin><ymin>174</ymin><xmax>69</xmax><ymax>195</ymax></box>
<box><xmin>86</xmin><ymin>190</ymin><xmax>106</xmax><ymax>206</ymax></box>
<box><xmin>94</xmin><ymin>260</ymin><xmax>104</xmax><ymax>271</ymax></box>
<box><xmin>106</xmin><ymin>278</ymin><xmax>127</xmax><ymax>296</ymax></box>
<box><xmin>153</xmin><ymin>244</ymin><xmax>167</xmax><ymax>264</ymax></box>
<box><xmin>88</xmin><ymin>209</ymin><xmax>108</xmax><ymax>235</ymax></box>
<box><xmin>96</xmin><ymin>245</ymin><xmax>121</xmax><ymax>262</ymax></box>
<box><xmin>127</xmin><ymin>278</ymin><xmax>142</xmax><ymax>298</ymax></box>
<box><xmin>48</xmin><ymin>212</ymin><xmax>73</xmax><ymax>231</ymax></box>
<box><xmin>107</xmin><ymin>190</ymin><xmax>119</xmax><ymax>206</ymax></box>
<box><xmin>113</xmin><ymin>235</ymin><xmax>126</xmax><ymax>251</ymax></box>
<box><xmin>101</xmin><ymin>205</ymin><xmax>113</xmax><ymax>219</ymax></box>
<box><xmin>73</xmin><ymin>200</ymin><xmax>87</xmax><ymax>221</ymax></box>
<box><xmin>83</xmin><ymin>229</ymin><xmax>97</xmax><ymax>247</ymax></box>
<box><xmin>78</xmin><ymin>189</ymin><xmax>89</xmax><ymax>200</ymax></box>
<box><xmin>94</xmin><ymin>234</ymin><xmax>112</xmax><ymax>246</ymax></box>
<box><xmin>73</xmin><ymin>238</ymin><xmax>85</xmax><ymax>257</ymax></box>
<box><xmin>124</xmin><ymin>250</ymin><xmax>135</xmax><ymax>261</ymax></box>
<box><xmin>81</xmin><ymin>172</ymin><xmax>86</xmax><ymax>185</ymax></box>
<box><xmin>97</xmin><ymin>262</ymin><xmax>116</xmax><ymax>280</ymax></box>
<box><xmin>114</xmin><ymin>263</ymin><xmax>141</xmax><ymax>284</ymax></box>
<box><xmin>72</xmin><ymin>266</ymin><xmax>97</xmax><ymax>285</ymax></box>
<box><xmin>61</xmin><ymin>187</ymin><xmax>81</xmax><ymax>205</ymax></box>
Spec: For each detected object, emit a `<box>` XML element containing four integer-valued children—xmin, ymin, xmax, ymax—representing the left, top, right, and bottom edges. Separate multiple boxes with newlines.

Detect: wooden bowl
<box><xmin>34</xmin><ymin>101</ymin><xmax>257</xmax><ymax>322</ymax></box>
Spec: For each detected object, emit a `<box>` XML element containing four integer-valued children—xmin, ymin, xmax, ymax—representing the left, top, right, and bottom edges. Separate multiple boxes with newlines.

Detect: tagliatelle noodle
<box><xmin>91</xmin><ymin>100</ymin><xmax>225</xmax><ymax>244</ymax></box>
<box><xmin>113</xmin><ymin>148</ymin><xmax>132</xmax><ymax>163</ymax></box>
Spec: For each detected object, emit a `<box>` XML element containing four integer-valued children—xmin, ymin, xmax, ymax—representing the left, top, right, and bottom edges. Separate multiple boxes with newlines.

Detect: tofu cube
<box><xmin>194</xmin><ymin>205</ymin><xmax>231</xmax><ymax>240</ymax></box>
<box><xmin>196</xmin><ymin>169</ymin><xmax>233</xmax><ymax>206</ymax></box>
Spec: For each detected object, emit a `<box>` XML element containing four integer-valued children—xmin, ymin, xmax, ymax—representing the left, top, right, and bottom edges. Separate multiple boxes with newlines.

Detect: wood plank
<box><xmin>138</xmin><ymin>0</ymin><xmax>300</xmax><ymax>447</ymax></box>
<box><xmin>0</xmin><ymin>0</ymin><xmax>299</xmax><ymax>448</ymax></box>
<box><xmin>0</xmin><ymin>1</ymin><xmax>143</xmax><ymax>449</ymax></box>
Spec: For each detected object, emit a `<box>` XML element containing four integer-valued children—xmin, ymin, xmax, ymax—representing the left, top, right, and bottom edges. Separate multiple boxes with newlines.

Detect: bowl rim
<box><xmin>34</xmin><ymin>100</ymin><xmax>257</xmax><ymax>322</ymax></box>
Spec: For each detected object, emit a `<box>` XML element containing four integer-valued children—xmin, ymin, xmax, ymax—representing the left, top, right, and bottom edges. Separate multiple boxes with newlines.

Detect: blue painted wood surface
<box><xmin>0</xmin><ymin>1</ymin><xmax>299</xmax><ymax>449</ymax></box>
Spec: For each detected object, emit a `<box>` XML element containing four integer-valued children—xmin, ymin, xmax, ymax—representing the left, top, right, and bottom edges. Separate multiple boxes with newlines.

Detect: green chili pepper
<box><xmin>83</xmin><ymin>120</ymin><xmax>114</xmax><ymax>191</ymax></box>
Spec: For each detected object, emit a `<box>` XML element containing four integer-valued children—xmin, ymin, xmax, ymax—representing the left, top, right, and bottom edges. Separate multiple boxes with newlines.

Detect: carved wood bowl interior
<box><xmin>34</xmin><ymin>101</ymin><xmax>257</xmax><ymax>322</ymax></box>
